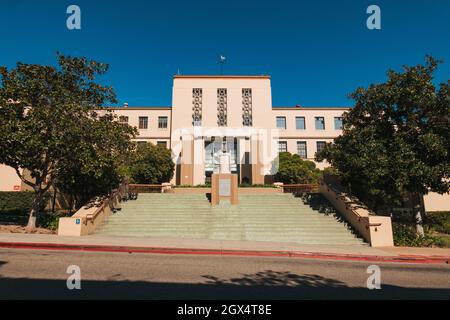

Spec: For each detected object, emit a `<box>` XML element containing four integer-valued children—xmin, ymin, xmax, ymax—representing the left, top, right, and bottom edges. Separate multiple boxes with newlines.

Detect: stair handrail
<box><xmin>85</xmin><ymin>180</ymin><xmax>129</xmax><ymax>222</ymax></box>
<box><xmin>282</xmin><ymin>184</ymin><xmax>319</xmax><ymax>193</ymax></box>
<box><xmin>321</xmin><ymin>174</ymin><xmax>374</xmax><ymax>219</ymax></box>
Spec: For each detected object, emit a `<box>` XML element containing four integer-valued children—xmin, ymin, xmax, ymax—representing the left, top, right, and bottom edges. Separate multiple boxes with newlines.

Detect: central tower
<box><xmin>171</xmin><ymin>75</ymin><xmax>274</xmax><ymax>186</ymax></box>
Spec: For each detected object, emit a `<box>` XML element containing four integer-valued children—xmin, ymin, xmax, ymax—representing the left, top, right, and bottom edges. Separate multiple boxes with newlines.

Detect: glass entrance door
<box><xmin>204</xmin><ymin>138</ymin><xmax>238</xmax><ymax>175</ymax></box>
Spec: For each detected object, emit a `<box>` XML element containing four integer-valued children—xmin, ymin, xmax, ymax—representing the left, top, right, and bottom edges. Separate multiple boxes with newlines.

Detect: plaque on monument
<box><xmin>219</xmin><ymin>178</ymin><xmax>231</xmax><ymax>196</ymax></box>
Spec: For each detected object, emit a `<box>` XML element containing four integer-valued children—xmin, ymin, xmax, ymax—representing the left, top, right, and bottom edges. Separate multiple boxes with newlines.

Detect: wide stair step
<box><xmin>96</xmin><ymin>193</ymin><xmax>366</xmax><ymax>246</ymax></box>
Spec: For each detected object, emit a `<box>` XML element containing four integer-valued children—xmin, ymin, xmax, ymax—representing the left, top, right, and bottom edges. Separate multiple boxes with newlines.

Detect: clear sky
<box><xmin>0</xmin><ymin>0</ymin><xmax>449</xmax><ymax>107</ymax></box>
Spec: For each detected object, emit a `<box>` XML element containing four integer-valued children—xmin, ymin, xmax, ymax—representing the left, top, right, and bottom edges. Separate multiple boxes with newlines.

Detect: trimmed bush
<box><xmin>128</xmin><ymin>143</ymin><xmax>175</xmax><ymax>184</ymax></box>
<box><xmin>274</xmin><ymin>152</ymin><xmax>321</xmax><ymax>184</ymax></box>
<box><xmin>0</xmin><ymin>191</ymin><xmax>35</xmax><ymax>215</ymax></box>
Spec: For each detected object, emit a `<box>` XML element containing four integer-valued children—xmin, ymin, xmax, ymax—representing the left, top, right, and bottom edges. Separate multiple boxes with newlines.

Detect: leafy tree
<box><xmin>316</xmin><ymin>56</ymin><xmax>450</xmax><ymax>236</ymax></box>
<box><xmin>275</xmin><ymin>152</ymin><xmax>321</xmax><ymax>184</ymax></box>
<box><xmin>0</xmin><ymin>54</ymin><xmax>135</xmax><ymax>231</ymax></box>
<box><xmin>54</xmin><ymin>112</ymin><xmax>137</xmax><ymax>210</ymax></box>
<box><xmin>128</xmin><ymin>143</ymin><xmax>175</xmax><ymax>184</ymax></box>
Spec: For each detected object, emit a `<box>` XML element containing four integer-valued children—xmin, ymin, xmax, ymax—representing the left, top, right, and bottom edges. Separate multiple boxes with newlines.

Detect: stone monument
<box><xmin>211</xmin><ymin>139</ymin><xmax>238</xmax><ymax>205</ymax></box>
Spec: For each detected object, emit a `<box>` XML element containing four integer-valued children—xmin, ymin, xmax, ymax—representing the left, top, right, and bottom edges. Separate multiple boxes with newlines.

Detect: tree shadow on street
<box><xmin>0</xmin><ymin>269</ymin><xmax>449</xmax><ymax>299</ymax></box>
<box><xmin>202</xmin><ymin>270</ymin><xmax>347</xmax><ymax>288</ymax></box>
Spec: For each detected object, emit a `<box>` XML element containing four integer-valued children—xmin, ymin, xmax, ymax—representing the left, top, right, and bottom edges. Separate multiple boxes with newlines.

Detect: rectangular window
<box><xmin>139</xmin><ymin>116</ymin><xmax>148</xmax><ymax>129</ymax></box>
<box><xmin>297</xmin><ymin>141</ymin><xmax>307</xmax><ymax>159</ymax></box>
<box><xmin>334</xmin><ymin>117</ymin><xmax>343</xmax><ymax>130</ymax></box>
<box><xmin>158</xmin><ymin>116</ymin><xmax>168</xmax><ymax>129</ymax></box>
<box><xmin>276</xmin><ymin>116</ymin><xmax>286</xmax><ymax>129</ymax></box>
<box><xmin>137</xmin><ymin>141</ymin><xmax>147</xmax><ymax>146</ymax></box>
<box><xmin>118</xmin><ymin>116</ymin><xmax>129</xmax><ymax>123</ymax></box>
<box><xmin>157</xmin><ymin>141</ymin><xmax>167</xmax><ymax>148</ymax></box>
<box><xmin>278</xmin><ymin>141</ymin><xmax>288</xmax><ymax>153</ymax></box>
<box><xmin>315</xmin><ymin>117</ymin><xmax>325</xmax><ymax>130</ymax></box>
<box><xmin>296</xmin><ymin>117</ymin><xmax>305</xmax><ymax>130</ymax></box>
<box><xmin>316</xmin><ymin>141</ymin><xmax>326</xmax><ymax>154</ymax></box>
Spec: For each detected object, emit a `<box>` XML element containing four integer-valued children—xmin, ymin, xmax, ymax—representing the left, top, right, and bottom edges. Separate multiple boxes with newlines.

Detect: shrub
<box><xmin>0</xmin><ymin>192</ymin><xmax>49</xmax><ymax>215</ymax></box>
<box><xmin>424</xmin><ymin>212</ymin><xmax>450</xmax><ymax>234</ymax></box>
<box><xmin>128</xmin><ymin>143</ymin><xmax>175</xmax><ymax>184</ymax></box>
<box><xmin>38</xmin><ymin>212</ymin><xmax>68</xmax><ymax>231</ymax></box>
<box><xmin>392</xmin><ymin>223</ymin><xmax>446</xmax><ymax>247</ymax></box>
<box><xmin>275</xmin><ymin>152</ymin><xmax>321</xmax><ymax>184</ymax></box>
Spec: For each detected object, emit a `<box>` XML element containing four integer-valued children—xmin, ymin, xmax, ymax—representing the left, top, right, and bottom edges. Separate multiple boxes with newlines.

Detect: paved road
<box><xmin>0</xmin><ymin>248</ymin><xmax>449</xmax><ymax>299</ymax></box>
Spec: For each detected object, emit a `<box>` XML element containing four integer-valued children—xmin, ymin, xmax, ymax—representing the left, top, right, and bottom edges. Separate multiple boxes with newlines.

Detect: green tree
<box><xmin>316</xmin><ymin>56</ymin><xmax>450</xmax><ymax>236</ymax></box>
<box><xmin>128</xmin><ymin>143</ymin><xmax>175</xmax><ymax>184</ymax></box>
<box><xmin>54</xmin><ymin>112</ymin><xmax>137</xmax><ymax>210</ymax></box>
<box><xmin>0</xmin><ymin>54</ymin><xmax>134</xmax><ymax>230</ymax></box>
<box><xmin>275</xmin><ymin>152</ymin><xmax>321</xmax><ymax>184</ymax></box>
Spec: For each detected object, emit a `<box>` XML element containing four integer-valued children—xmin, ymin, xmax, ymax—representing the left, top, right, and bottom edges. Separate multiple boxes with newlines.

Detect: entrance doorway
<box><xmin>204</xmin><ymin>137</ymin><xmax>239</xmax><ymax>183</ymax></box>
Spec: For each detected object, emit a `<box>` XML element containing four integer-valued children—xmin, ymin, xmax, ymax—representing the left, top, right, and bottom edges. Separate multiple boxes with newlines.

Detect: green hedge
<box><xmin>0</xmin><ymin>191</ymin><xmax>36</xmax><ymax>215</ymax></box>
<box><xmin>0</xmin><ymin>191</ymin><xmax>51</xmax><ymax>215</ymax></box>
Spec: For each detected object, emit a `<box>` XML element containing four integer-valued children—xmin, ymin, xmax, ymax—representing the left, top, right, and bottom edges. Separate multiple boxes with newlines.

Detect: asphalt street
<box><xmin>0</xmin><ymin>248</ymin><xmax>449</xmax><ymax>299</ymax></box>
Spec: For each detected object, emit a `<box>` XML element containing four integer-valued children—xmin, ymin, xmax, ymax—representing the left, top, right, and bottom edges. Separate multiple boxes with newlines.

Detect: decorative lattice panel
<box><xmin>217</xmin><ymin>88</ymin><xmax>227</xmax><ymax>126</ymax></box>
<box><xmin>192</xmin><ymin>88</ymin><xmax>202</xmax><ymax>126</ymax></box>
<box><xmin>242</xmin><ymin>88</ymin><xmax>252</xmax><ymax>126</ymax></box>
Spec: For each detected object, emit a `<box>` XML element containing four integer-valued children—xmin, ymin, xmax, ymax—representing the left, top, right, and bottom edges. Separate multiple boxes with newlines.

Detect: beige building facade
<box><xmin>97</xmin><ymin>75</ymin><xmax>347</xmax><ymax>186</ymax></box>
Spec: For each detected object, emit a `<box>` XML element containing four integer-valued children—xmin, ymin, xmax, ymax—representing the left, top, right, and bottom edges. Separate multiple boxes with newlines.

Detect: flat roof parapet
<box><xmin>173</xmin><ymin>75</ymin><xmax>271</xmax><ymax>79</ymax></box>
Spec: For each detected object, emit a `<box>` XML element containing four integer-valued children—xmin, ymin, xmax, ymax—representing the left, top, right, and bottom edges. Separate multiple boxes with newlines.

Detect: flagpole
<box><xmin>219</xmin><ymin>55</ymin><xmax>226</xmax><ymax>75</ymax></box>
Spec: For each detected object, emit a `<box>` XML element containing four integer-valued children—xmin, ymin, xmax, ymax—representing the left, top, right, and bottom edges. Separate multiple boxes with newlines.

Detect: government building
<box><xmin>104</xmin><ymin>75</ymin><xmax>346</xmax><ymax>186</ymax></box>
<box><xmin>0</xmin><ymin>74</ymin><xmax>356</xmax><ymax>188</ymax></box>
<box><xmin>1</xmin><ymin>74</ymin><xmax>448</xmax><ymax>234</ymax></box>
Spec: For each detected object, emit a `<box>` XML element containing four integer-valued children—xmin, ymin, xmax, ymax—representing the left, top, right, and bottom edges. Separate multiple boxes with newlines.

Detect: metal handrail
<box><xmin>128</xmin><ymin>184</ymin><xmax>164</xmax><ymax>193</ymax></box>
<box><xmin>282</xmin><ymin>184</ymin><xmax>319</xmax><ymax>193</ymax></box>
<box><xmin>85</xmin><ymin>183</ymin><xmax>128</xmax><ymax>222</ymax></box>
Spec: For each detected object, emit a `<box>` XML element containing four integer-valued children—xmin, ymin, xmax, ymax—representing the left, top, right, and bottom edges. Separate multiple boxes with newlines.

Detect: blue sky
<box><xmin>0</xmin><ymin>0</ymin><xmax>449</xmax><ymax>107</ymax></box>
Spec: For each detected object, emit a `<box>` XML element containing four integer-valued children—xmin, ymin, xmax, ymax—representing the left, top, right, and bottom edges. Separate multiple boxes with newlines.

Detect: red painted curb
<box><xmin>0</xmin><ymin>241</ymin><xmax>449</xmax><ymax>265</ymax></box>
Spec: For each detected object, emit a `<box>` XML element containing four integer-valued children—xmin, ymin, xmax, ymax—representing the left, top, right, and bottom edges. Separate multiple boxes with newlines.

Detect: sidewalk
<box><xmin>0</xmin><ymin>233</ymin><xmax>449</xmax><ymax>264</ymax></box>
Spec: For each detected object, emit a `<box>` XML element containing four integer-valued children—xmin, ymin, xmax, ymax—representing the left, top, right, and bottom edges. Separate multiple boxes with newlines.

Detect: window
<box><xmin>158</xmin><ymin>116</ymin><xmax>168</xmax><ymax>129</ymax></box>
<box><xmin>334</xmin><ymin>117</ymin><xmax>343</xmax><ymax>130</ymax></box>
<box><xmin>276</xmin><ymin>117</ymin><xmax>286</xmax><ymax>129</ymax></box>
<box><xmin>278</xmin><ymin>141</ymin><xmax>288</xmax><ymax>153</ymax></box>
<box><xmin>316</xmin><ymin>141</ymin><xmax>326</xmax><ymax>154</ymax></box>
<box><xmin>297</xmin><ymin>141</ymin><xmax>307</xmax><ymax>159</ymax></box>
<box><xmin>118</xmin><ymin>116</ymin><xmax>128</xmax><ymax>123</ymax></box>
<box><xmin>296</xmin><ymin>117</ymin><xmax>305</xmax><ymax>130</ymax></box>
<box><xmin>137</xmin><ymin>141</ymin><xmax>147</xmax><ymax>146</ymax></box>
<box><xmin>157</xmin><ymin>141</ymin><xmax>167</xmax><ymax>148</ymax></box>
<box><xmin>139</xmin><ymin>116</ymin><xmax>148</xmax><ymax>129</ymax></box>
<box><xmin>315</xmin><ymin>117</ymin><xmax>325</xmax><ymax>130</ymax></box>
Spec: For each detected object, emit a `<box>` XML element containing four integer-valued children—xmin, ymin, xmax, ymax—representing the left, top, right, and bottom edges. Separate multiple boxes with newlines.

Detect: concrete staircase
<box><xmin>96</xmin><ymin>193</ymin><xmax>366</xmax><ymax>245</ymax></box>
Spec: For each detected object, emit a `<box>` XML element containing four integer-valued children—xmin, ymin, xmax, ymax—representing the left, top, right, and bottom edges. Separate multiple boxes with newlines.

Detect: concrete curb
<box><xmin>0</xmin><ymin>241</ymin><xmax>449</xmax><ymax>265</ymax></box>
